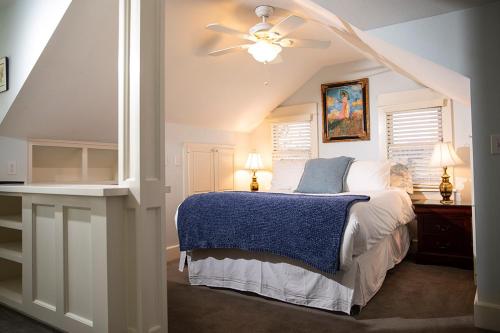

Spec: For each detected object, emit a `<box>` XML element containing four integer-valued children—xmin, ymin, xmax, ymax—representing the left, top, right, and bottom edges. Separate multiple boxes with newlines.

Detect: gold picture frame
<box><xmin>321</xmin><ymin>78</ymin><xmax>370</xmax><ymax>142</ymax></box>
<box><xmin>0</xmin><ymin>57</ymin><xmax>8</xmax><ymax>93</ymax></box>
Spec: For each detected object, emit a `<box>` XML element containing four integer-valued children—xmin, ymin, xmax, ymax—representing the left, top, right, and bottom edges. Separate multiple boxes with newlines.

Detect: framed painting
<box><xmin>0</xmin><ymin>57</ymin><xmax>8</xmax><ymax>93</ymax></box>
<box><xmin>321</xmin><ymin>78</ymin><xmax>370</xmax><ymax>142</ymax></box>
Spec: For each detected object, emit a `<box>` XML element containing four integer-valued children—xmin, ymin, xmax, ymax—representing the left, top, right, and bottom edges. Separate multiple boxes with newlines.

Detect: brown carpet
<box><xmin>168</xmin><ymin>259</ymin><xmax>490</xmax><ymax>333</ymax></box>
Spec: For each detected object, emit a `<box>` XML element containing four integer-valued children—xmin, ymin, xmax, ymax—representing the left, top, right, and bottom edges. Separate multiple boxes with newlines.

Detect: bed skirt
<box><xmin>184</xmin><ymin>224</ymin><xmax>410</xmax><ymax>314</ymax></box>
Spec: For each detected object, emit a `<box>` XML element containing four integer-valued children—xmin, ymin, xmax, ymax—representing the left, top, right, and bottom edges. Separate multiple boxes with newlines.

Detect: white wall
<box><xmin>0</xmin><ymin>0</ymin><xmax>119</xmax><ymax>143</ymax></box>
<box><xmin>282</xmin><ymin>59</ymin><xmax>422</xmax><ymax>160</ymax></box>
<box><xmin>250</xmin><ymin>60</ymin><xmax>422</xmax><ymax>165</ymax></box>
<box><xmin>0</xmin><ymin>0</ymin><xmax>71</xmax><ymax>124</ymax></box>
<box><xmin>0</xmin><ymin>136</ymin><xmax>26</xmax><ymax>182</ymax></box>
<box><xmin>0</xmin><ymin>0</ymin><xmax>70</xmax><ymax>182</ymax></box>
<box><xmin>268</xmin><ymin>58</ymin><xmax>473</xmax><ymax>202</ymax></box>
<box><xmin>369</xmin><ymin>2</ymin><xmax>500</xmax><ymax>330</ymax></box>
<box><xmin>165</xmin><ymin>122</ymin><xmax>251</xmax><ymax>248</ymax></box>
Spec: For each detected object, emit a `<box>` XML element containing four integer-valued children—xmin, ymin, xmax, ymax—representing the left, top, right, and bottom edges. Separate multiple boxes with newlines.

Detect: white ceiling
<box><xmin>165</xmin><ymin>0</ymin><xmax>494</xmax><ymax>133</ymax></box>
<box><xmin>1</xmin><ymin>0</ymin><xmax>488</xmax><ymax>140</ymax></box>
<box><xmin>165</xmin><ymin>0</ymin><xmax>364</xmax><ymax>132</ymax></box>
<box><xmin>312</xmin><ymin>0</ymin><xmax>498</xmax><ymax>30</ymax></box>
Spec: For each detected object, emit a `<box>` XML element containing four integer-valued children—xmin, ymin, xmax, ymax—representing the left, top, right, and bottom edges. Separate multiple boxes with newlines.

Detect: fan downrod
<box><xmin>254</xmin><ymin>5</ymin><xmax>274</xmax><ymax>19</ymax></box>
<box><xmin>250</xmin><ymin>5</ymin><xmax>275</xmax><ymax>37</ymax></box>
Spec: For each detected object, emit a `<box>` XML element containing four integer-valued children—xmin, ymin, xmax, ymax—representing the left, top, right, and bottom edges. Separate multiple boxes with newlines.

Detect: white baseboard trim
<box><xmin>474</xmin><ymin>292</ymin><xmax>500</xmax><ymax>331</ymax></box>
<box><xmin>166</xmin><ymin>244</ymin><xmax>180</xmax><ymax>262</ymax></box>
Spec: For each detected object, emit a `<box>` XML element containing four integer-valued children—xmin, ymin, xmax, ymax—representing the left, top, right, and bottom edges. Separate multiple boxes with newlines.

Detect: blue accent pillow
<box><xmin>295</xmin><ymin>157</ymin><xmax>354</xmax><ymax>194</ymax></box>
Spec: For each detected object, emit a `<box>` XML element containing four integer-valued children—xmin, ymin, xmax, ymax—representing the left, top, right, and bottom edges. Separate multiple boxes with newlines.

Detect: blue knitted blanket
<box><xmin>177</xmin><ymin>191</ymin><xmax>369</xmax><ymax>274</ymax></box>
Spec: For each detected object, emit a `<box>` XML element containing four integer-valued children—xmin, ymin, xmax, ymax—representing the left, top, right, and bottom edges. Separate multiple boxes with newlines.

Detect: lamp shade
<box><xmin>245</xmin><ymin>153</ymin><xmax>263</xmax><ymax>170</ymax></box>
<box><xmin>248</xmin><ymin>40</ymin><xmax>282</xmax><ymax>63</ymax></box>
<box><xmin>430</xmin><ymin>142</ymin><xmax>463</xmax><ymax>167</ymax></box>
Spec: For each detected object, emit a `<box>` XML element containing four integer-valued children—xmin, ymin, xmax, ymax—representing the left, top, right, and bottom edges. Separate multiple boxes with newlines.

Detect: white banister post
<box><xmin>118</xmin><ymin>0</ymin><xmax>167</xmax><ymax>332</ymax></box>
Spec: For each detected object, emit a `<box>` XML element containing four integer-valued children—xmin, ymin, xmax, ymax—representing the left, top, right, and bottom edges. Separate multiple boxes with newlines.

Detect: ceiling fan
<box><xmin>207</xmin><ymin>5</ymin><xmax>331</xmax><ymax>64</ymax></box>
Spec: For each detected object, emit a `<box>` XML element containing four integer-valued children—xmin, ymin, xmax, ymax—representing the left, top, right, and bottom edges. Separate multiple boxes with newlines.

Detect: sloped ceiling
<box><xmin>165</xmin><ymin>0</ymin><xmax>364</xmax><ymax>132</ymax></box>
<box><xmin>165</xmin><ymin>0</ymin><xmax>491</xmax><ymax>133</ymax></box>
<box><xmin>1</xmin><ymin>0</ymin><xmax>481</xmax><ymax>140</ymax></box>
<box><xmin>0</xmin><ymin>0</ymin><xmax>72</xmax><ymax>126</ymax></box>
<box><xmin>312</xmin><ymin>0</ymin><xmax>498</xmax><ymax>30</ymax></box>
<box><xmin>0</xmin><ymin>0</ymin><xmax>118</xmax><ymax>142</ymax></box>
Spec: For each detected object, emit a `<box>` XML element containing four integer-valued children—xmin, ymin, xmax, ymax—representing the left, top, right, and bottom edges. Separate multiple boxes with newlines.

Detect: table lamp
<box><xmin>245</xmin><ymin>152</ymin><xmax>263</xmax><ymax>191</ymax></box>
<box><xmin>430</xmin><ymin>142</ymin><xmax>463</xmax><ymax>204</ymax></box>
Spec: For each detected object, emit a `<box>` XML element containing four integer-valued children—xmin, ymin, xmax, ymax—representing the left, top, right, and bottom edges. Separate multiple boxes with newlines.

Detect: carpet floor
<box><xmin>0</xmin><ymin>259</ymin><xmax>489</xmax><ymax>333</ymax></box>
<box><xmin>167</xmin><ymin>259</ymin><xmax>490</xmax><ymax>333</ymax></box>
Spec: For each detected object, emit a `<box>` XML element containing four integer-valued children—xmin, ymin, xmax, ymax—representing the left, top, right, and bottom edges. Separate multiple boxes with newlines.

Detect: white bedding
<box><xmin>175</xmin><ymin>189</ymin><xmax>415</xmax><ymax>313</ymax></box>
<box><xmin>334</xmin><ymin>189</ymin><xmax>415</xmax><ymax>269</ymax></box>
<box><xmin>176</xmin><ymin>188</ymin><xmax>415</xmax><ymax>270</ymax></box>
<box><xmin>187</xmin><ymin>225</ymin><xmax>409</xmax><ymax>313</ymax></box>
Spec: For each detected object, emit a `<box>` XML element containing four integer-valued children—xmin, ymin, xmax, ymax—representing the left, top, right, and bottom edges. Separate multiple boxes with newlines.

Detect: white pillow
<box><xmin>270</xmin><ymin>159</ymin><xmax>307</xmax><ymax>193</ymax></box>
<box><xmin>390</xmin><ymin>162</ymin><xmax>414</xmax><ymax>194</ymax></box>
<box><xmin>346</xmin><ymin>160</ymin><xmax>391</xmax><ymax>192</ymax></box>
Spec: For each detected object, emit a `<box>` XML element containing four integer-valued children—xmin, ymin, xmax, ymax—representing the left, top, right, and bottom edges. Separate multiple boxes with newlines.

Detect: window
<box><xmin>272</xmin><ymin>121</ymin><xmax>312</xmax><ymax>160</ymax></box>
<box><xmin>386</xmin><ymin>107</ymin><xmax>444</xmax><ymax>188</ymax></box>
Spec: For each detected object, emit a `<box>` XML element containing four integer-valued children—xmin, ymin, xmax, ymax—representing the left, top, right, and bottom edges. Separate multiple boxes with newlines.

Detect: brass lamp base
<box><xmin>439</xmin><ymin>166</ymin><xmax>454</xmax><ymax>204</ymax></box>
<box><xmin>250</xmin><ymin>170</ymin><xmax>259</xmax><ymax>192</ymax></box>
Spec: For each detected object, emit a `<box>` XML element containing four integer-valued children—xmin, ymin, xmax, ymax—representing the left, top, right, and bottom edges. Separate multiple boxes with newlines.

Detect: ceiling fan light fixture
<box><xmin>247</xmin><ymin>40</ymin><xmax>282</xmax><ymax>63</ymax></box>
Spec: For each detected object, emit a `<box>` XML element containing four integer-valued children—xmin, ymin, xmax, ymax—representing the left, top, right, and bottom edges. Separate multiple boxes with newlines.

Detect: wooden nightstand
<box><xmin>413</xmin><ymin>200</ymin><xmax>473</xmax><ymax>269</ymax></box>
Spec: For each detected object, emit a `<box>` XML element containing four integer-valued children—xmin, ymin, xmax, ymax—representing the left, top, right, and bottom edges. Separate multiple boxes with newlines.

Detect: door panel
<box><xmin>214</xmin><ymin>149</ymin><xmax>234</xmax><ymax>192</ymax></box>
<box><xmin>185</xmin><ymin>144</ymin><xmax>235</xmax><ymax>196</ymax></box>
<box><xmin>187</xmin><ymin>145</ymin><xmax>214</xmax><ymax>195</ymax></box>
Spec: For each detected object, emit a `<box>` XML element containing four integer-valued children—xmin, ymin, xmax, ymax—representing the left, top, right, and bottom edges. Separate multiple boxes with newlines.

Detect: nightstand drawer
<box><xmin>420</xmin><ymin>214</ymin><xmax>469</xmax><ymax>236</ymax></box>
<box><xmin>414</xmin><ymin>201</ymin><xmax>473</xmax><ymax>269</ymax></box>
<box><xmin>419</xmin><ymin>234</ymin><xmax>469</xmax><ymax>255</ymax></box>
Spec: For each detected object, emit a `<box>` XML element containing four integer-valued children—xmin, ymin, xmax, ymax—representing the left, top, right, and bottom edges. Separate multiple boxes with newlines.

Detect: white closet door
<box><xmin>214</xmin><ymin>148</ymin><xmax>234</xmax><ymax>192</ymax></box>
<box><xmin>186</xmin><ymin>145</ymin><xmax>214</xmax><ymax>195</ymax></box>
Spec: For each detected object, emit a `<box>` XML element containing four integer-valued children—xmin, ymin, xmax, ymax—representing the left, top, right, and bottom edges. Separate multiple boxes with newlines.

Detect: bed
<box><xmin>176</xmin><ymin>159</ymin><xmax>415</xmax><ymax>314</ymax></box>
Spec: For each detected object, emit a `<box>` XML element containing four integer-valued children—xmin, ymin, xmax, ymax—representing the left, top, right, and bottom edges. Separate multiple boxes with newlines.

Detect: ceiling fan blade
<box><xmin>208</xmin><ymin>44</ymin><xmax>251</xmax><ymax>56</ymax></box>
<box><xmin>279</xmin><ymin>38</ymin><xmax>331</xmax><ymax>49</ymax></box>
<box><xmin>269</xmin><ymin>15</ymin><xmax>305</xmax><ymax>38</ymax></box>
<box><xmin>206</xmin><ymin>23</ymin><xmax>254</xmax><ymax>41</ymax></box>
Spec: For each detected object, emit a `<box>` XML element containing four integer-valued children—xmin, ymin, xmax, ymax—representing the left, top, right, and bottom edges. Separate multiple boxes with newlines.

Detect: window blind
<box><xmin>386</xmin><ymin>107</ymin><xmax>443</xmax><ymax>188</ymax></box>
<box><xmin>272</xmin><ymin>121</ymin><xmax>312</xmax><ymax>160</ymax></box>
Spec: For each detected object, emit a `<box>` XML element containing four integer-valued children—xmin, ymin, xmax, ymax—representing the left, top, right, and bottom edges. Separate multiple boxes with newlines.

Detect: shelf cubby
<box><xmin>0</xmin><ymin>195</ymin><xmax>22</xmax><ymax>231</ymax></box>
<box><xmin>87</xmin><ymin>148</ymin><xmax>118</xmax><ymax>184</ymax></box>
<box><xmin>0</xmin><ymin>195</ymin><xmax>23</xmax><ymax>304</ymax></box>
<box><xmin>0</xmin><ymin>258</ymin><xmax>22</xmax><ymax>304</ymax></box>
<box><xmin>0</xmin><ymin>227</ymin><xmax>22</xmax><ymax>263</ymax></box>
<box><xmin>0</xmin><ymin>215</ymin><xmax>22</xmax><ymax>230</ymax></box>
<box><xmin>31</xmin><ymin>145</ymin><xmax>83</xmax><ymax>184</ymax></box>
<box><xmin>28</xmin><ymin>140</ymin><xmax>118</xmax><ymax>185</ymax></box>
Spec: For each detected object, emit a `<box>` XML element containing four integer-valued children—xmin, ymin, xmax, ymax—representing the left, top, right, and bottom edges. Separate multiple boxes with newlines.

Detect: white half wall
<box><xmin>0</xmin><ymin>0</ymin><xmax>71</xmax><ymax>124</ymax></box>
<box><xmin>165</xmin><ymin>122</ymin><xmax>251</xmax><ymax>249</ymax></box>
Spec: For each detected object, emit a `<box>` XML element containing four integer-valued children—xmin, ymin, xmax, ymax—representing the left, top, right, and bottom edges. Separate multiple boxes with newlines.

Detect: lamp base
<box><xmin>440</xmin><ymin>199</ymin><xmax>454</xmax><ymax>205</ymax></box>
<box><xmin>250</xmin><ymin>171</ymin><xmax>259</xmax><ymax>192</ymax></box>
<box><xmin>439</xmin><ymin>166</ymin><xmax>454</xmax><ymax>204</ymax></box>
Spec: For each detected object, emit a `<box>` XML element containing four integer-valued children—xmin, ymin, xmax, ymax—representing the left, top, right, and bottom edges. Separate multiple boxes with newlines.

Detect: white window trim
<box><xmin>268</xmin><ymin>103</ymin><xmax>319</xmax><ymax>160</ymax></box>
<box><xmin>378</xmin><ymin>88</ymin><xmax>454</xmax><ymax>190</ymax></box>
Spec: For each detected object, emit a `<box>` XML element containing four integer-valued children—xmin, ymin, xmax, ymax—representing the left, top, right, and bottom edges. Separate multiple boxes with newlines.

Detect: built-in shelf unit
<box><xmin>29</xmin><ymin>140</ymin><xmax>118</xmax><ymax>185</ymax></box>
<box><xmin>0</xmin><ymin>185</ymin><xmax>130</xmax><ymax>332</ymax></box>
<box><xmin>0</xmin><ymin>194</ymin><xmax>23</xmax><ymax>306</ymax></box>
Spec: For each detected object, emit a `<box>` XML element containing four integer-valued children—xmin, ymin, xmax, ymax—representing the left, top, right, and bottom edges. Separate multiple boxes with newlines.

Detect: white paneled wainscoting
<box><xmin>0</xmin><ymin>185</ymin><xmax>139</xmax><ymax>333</ymax></box>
